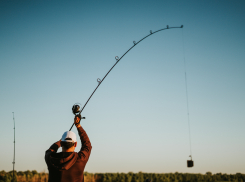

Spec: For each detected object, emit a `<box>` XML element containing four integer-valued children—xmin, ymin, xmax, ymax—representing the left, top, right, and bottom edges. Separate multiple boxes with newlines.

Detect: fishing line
<box><xmin>70</xmin><ymin>25</ymin><xmax>184</xmax><ymax>131</ymax></box>
<box><xmin>182</xmin><ymin>28</ymin><xmax>194</xmax><ymax>167</ymax></box>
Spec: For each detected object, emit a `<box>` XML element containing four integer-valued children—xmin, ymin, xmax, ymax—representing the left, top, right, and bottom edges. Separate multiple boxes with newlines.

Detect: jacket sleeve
<box><xmin>45</xmin><ymin>141</ymin><xmax>61</xmax><ymax>164</ymax></box>
<box><xmin>77</xmin><ymin>126</ymin><xmax>92</xmax><ymax>161</ymax></box>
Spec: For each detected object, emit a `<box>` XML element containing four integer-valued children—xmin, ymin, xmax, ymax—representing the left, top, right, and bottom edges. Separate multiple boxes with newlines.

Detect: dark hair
<box><xmin>61</xmin><ymin>141</ymin><xmax>75</xmax><ymax>149</ymax></box>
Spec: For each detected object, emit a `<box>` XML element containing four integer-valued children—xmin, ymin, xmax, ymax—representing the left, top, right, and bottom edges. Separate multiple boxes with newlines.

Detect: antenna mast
<box><xmin>12</xmin><ymin>112</ymin><xmax>16</xmax><ymax>182</ymax></box>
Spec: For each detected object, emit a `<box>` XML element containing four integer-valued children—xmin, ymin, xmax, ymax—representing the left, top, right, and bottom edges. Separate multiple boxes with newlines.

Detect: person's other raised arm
<box><xmin>45</xmin><ymin>140</ymin><xmax>61</xmax><ymax>163</ymax></box>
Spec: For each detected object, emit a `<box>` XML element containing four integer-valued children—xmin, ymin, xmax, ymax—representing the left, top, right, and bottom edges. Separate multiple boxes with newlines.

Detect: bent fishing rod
<box><xmin>70</xmin><ymin>25</ymin><xmax>184</xmax><ymax>131</ymax></box>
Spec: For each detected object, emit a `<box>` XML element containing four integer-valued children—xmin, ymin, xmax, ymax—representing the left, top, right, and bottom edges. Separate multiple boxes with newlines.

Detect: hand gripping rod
<box><xmin>69</xmin><ymin>25</ymin><xmax>183</xmax><ymax>131</ymax></box>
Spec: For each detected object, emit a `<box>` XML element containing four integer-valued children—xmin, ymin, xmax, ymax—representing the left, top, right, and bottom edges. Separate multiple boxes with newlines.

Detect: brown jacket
<box><xmin>45</xmin><ymin>126</ymin><xmax>92</xmax><ymax>182</ymax></box>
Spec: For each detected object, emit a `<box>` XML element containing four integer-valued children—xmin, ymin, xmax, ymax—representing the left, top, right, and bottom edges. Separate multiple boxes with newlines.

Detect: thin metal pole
<box><xmin>12</xmin><ymin>112</ymin><xmax>15</xmax><ymax>182</ymax></box>
<box><xmin>69</xmin><ymin>25</ymin><xmax>183</xmax><ymax>131</ymax></box>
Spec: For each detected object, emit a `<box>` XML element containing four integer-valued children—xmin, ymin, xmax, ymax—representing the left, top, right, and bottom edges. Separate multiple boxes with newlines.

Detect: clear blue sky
<box><xmin>0</xmin><ymin>0</ymin><xmax>245</xmax><ymax>174</ymax></box>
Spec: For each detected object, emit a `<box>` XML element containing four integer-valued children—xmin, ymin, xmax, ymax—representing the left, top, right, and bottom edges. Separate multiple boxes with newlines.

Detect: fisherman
<box><xmin>45</xmin><ymin>115</ymin><xmax>92</xmax><ymax>182</ymax></box>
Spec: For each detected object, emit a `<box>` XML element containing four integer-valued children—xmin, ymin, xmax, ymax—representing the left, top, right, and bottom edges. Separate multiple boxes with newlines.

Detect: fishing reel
<box><xmin>187</xmin><ymin>155</ymin><xmax>194</xmax><ymax>167</ymax></box>
<box><xmin>72</xmin><ymin>103</ymin><xmax>85</xmax><ymax>119</ymax></box>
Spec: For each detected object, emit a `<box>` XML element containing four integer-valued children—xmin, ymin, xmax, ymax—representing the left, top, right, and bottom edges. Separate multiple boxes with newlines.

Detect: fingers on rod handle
<box><xmin>76</xmin><ymin>114</ymin><xmax>85</xmax><ymax>119</ymax></box>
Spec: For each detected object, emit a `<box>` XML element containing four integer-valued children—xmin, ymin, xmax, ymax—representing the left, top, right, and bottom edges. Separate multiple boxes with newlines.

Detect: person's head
<box><xmin>61</xmin><ymin>131</ymin><xmax>77</xmax><ymax>152</ymax></box>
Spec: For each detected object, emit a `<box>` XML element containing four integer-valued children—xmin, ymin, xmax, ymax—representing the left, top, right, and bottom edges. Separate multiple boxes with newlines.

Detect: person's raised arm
<box><xmin>45</xmin><ymin>139</ymin><xmax>61</xmax><ymax>164</ymax></box>
<box><xmin>74</xmin><ymin>115</ymin><xmax>92</xmax><ymax>161</ymax></box>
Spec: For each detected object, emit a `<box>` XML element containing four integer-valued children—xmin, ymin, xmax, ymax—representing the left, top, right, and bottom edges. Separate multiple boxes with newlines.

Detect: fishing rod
<box><xmin>70</xmin><ymin>25</ymin><xmax>183</xmax><ymax>131</ymax></box>
<box><xmin>70</xmin><ymin>25</ymin><xmax>194</xmax><ymax>168</ymax></box>
<box><xmin>12</xmin><ymin>112</ymin><xmax>16</xmax><ymax>182</ymax></box>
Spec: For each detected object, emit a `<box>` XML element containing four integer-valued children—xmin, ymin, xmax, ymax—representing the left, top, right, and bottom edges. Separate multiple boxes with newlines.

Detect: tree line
<box><xmin>0</xmin><ymin>170</ymin><xmax>244</xmax><ymax>182</ymax></box>
<box><xmin>0</xmin><ymin>170</ymin><xmax>47</xmax><ymax>182</ymax></box>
